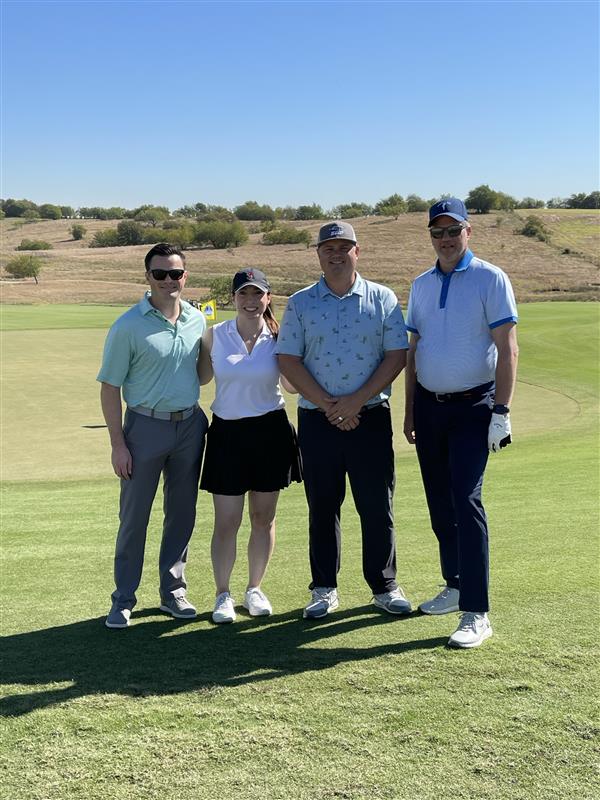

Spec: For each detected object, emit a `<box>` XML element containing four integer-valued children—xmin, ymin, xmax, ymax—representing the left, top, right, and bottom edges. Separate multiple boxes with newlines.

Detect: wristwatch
<box><xmin>493</xmin><ymin>404</ymin><xmax>510</xmax><ymax>415</ymax></box>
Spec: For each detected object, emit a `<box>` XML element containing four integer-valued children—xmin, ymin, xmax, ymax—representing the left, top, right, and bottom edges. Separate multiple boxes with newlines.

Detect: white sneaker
<box><xmin>448</xmin><ymin>612</ymin><xmax>492</xmax><ymax>648</ymax></box>
<box><xmin>419</xmin><ymin>586</ymin><xmax>460</xmax><ymax>615</ymax></box>
<box><xmin>243</xmin><ymin>587</ymin><xmax>272</xmax><ymax>617</ymax></box>
<box><xmin>212</xmin><ymin>592</ymin><xmax>236</xmax><ymax>624</ymax></box>
<box><xmin>303</xmin><ymin>587</ymin><xmax>339</xmax><ymax>619</ymax></box>
<box><xmin>373</xmin><ymin>587</ymin><xmax>412</xmax><ymax>615</ymax></box>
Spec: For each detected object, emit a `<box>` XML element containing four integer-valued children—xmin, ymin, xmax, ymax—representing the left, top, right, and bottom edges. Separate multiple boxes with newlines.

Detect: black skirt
<box><xmin>200</xmin><ymin>408</ymin><xmax>303</xmax><ymax>495</ymax></box>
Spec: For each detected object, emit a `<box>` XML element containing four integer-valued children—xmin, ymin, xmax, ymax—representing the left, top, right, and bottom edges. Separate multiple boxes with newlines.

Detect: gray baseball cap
<box><xmin>317</xmin><ymin>221</ymin><xmax>357</xmax><ymax>247</ymax></box>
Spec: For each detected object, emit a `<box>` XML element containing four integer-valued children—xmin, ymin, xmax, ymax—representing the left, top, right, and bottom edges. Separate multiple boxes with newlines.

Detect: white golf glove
<box><xmin>488</xmin><ymin>412</ymin><xmax>512</xmax><ymax>453</ymax></box>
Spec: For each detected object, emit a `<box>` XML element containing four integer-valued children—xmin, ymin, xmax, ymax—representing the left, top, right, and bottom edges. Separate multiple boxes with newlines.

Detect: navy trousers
<box><xmin>414</xmin><ymin>383</ymin><xmax>493</xmax><ymax>612</ymax></box>
<box><xmin>298</xmin><ymin>404</ymin><xmax>397</xmax><ymax>594</ymax></box>
<box><xmin>112</xmin><ymin>407</ymin><xmax>208</xmax><ymax>609</ymax></box>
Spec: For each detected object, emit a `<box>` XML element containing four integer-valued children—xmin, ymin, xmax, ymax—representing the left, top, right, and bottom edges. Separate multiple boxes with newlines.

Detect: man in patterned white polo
<box><xmin>277</xmin><ymin>221</ymin><xmax>412</xmax><ymax>619</ymax></box>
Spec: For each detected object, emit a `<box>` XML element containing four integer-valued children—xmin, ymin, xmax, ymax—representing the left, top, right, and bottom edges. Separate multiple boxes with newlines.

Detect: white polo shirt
<box><xmin>210</xmin><ymin>319</ymin><xmax>285</xmax><ymax>419</ymax></box>
<box><xmin>406</xmin><ymin>249</ymin><xmax>518</xmax><ymax>393</ymax></box>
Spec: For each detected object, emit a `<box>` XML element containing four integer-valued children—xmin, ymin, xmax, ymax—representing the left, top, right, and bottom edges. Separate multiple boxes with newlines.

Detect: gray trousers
<box><xmin>111</xmin><ymin>407</ymin><xmax>208</xmax><ymax>609</ymax></box>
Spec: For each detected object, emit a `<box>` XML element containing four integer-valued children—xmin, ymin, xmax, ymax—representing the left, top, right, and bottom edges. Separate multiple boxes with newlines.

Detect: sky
<box><xmin>1</xmin><ymin>0</ymin><xmax>598</xmax><ymax>211</ymax></box>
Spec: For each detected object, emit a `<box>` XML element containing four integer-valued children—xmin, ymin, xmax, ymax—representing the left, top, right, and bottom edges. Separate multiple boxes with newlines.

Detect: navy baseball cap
<box><xmin>428</xmin><ymin>198</ymin><xmax>469</xmax><ymax>227</ymax></box>
<box><xmin>232</xmin><ymin>268</ymin><xmax>270</xmax><ymax>293</ymax></box>
<box><xmin>317</xmin><ymin>221</ymin><xmax>357</xmax><ymax>246</ymax></box>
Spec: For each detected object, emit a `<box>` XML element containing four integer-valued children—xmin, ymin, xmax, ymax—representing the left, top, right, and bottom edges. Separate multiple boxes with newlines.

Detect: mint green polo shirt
<box><xmin>97</xmin><ymin>293</ymin><xmax>206</xmax><ymax>411</ymax></box>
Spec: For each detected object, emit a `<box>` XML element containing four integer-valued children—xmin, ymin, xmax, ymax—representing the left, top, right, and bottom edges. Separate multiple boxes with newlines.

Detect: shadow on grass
<box><xmin>1</xmin><ymin>605</ymin><xmax>446</xmax><ymax>716</ymax></box>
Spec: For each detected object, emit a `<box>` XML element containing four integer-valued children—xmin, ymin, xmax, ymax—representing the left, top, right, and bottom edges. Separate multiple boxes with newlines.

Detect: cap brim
<box><xmin>428</xmin><ymin>212</ymin><xmax>467</xmax><ymax>227</ymax></box>
<box><xmin>317</xmin><ymin>236</ymin><xmax>357</xmax><ymax>246</ymax></box>
<box><xmin>234</xmin><ymin>281</ymin><xmax>269</xmax><ymax>292</ymax></box>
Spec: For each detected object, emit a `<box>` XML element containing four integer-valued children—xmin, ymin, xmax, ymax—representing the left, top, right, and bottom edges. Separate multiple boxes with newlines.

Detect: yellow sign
<box><xmin>200</xmin><ymin>299</ymin><xmax>217</xmax><ymax>321</ymax></box>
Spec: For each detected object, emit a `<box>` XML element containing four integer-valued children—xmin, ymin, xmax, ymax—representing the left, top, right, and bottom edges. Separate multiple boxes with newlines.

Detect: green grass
<box><xmin>1</xmin><ymin>303</ymin><xmax>599</xmax><ymax>800</ymax></box>
<box><xmin>0</xmin><ymin>304</ymin><xmax>129</xmax><ymax>331</ymax></box>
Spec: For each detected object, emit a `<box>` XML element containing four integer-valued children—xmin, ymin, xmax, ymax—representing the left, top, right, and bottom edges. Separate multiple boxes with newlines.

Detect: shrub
<box><xmin>295</xmin><ymin>204</ymin><xmax>326</xmax><ymax>220</ymax></box>
<box><xmin>206</xmin><ymin>276</ymin><xmax>234</xmax><ymax>308</ymax></box>
<box><xmin>202</xmin><ymin>206</ymin><xmax>236</xmax><ymax>222</ymax></box>
<box><xmin>519</xmin><ymin>215</ymin><xmax>550</xmax><ymax>243</ymax></box>
<box><xmin>262</xmin><ymin>225</ymin><xmax>311</xmax><ymax>247</ymax></box>
<box><xmin>38</xmin><ymin>203</ymin><xmax>62</xmax><ymax>220</ymax></box>
<box><xmin>134</xmin><ymin>206</ymin><xmax>170</xmax><ymax>226</ymax></box>
<box><xmin>517</xmin><ymin>198</ymin><xmax>545</xmax><ymax>209</ymax></box>
<box><xmin>70</xmin><ymin>223</ymin><xmax>86</xmax><ymax>240</ymax></box>
<box><xmin>143</xmin><ymin>227</ymin><xmax>170</xmax><ymax>245</ymax></box>
<box><xmin>234</xmin><ymin>201</ymin><xmax>275</xmax><ymax>221</ymax></box>
<box><xmin>374</xmin><ymin>194</ymin><xmax>406</xmax><ymax>218</ymax></box>
<box><xmin>3</xmin><ymin>198</ymin><xmax>38</xmax><ymax>217</ymax></box>
<box><xmin>116</xmin><ymin>220</ymin><xmax>145</xmax><ymax>246</ymax></box>
<box><xmin>79</xmin><ymin>206</ymin><xmax>127</xmax><ymax>220</ymax></box>
<box><xmin>5</xmin><ymin>254</ymin><xmax>42</xmax><ymax>283</ymax></box>
<box><xmin>142</xmin><ymin>226</ymin><xmax>195</xmax><ymax>249</ymax></box>
<box><xmin>89</xmin><ymin>229</ymin><xmax>120</xmax><ymax>248</ymax></box>
<box><xmin>16</xmin><ymin>239</ymin><xmax>53</xmax><ymax>250</ymax></box>
<box><xmin>333</xmin><ymin>202</ymin><xmax>373</xmax><ymax>218</ymax></box>
<box><xmin>90</xmin><ymin>222</ymin><xmax>144</xmax><ymax>247</ymax></box>
<box><xmin>194</xmin><ymin>221</ymin><xmax>248</xmax><ymax>249</ymax></box>
<box><xmin>406</xmin><ymin>194</ymin><xmax>428</xmax><ymax>212</ymax></box>
<box><xmin>168</xmin><ymin>225</ymin><xmax>196</xmax><ymax>250</ymax></box>
<box><xmin>274</xmin><ymin>206</ymin><xmax>297</xmax><ymax>220</ymax></box>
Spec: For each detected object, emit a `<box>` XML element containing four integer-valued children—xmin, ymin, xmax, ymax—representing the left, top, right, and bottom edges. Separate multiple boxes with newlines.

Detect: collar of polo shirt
<box><xmin>434</xmin><ymin>248</ymin><xmax>475</xmax><ymax>276</ymax></box>
<box><xmin>317</xmin><ymin>273</ymin><xmax>364</xmax><ymax>298</ymax></box>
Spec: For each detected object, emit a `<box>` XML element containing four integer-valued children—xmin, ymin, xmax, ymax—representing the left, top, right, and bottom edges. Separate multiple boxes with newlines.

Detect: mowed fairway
<box><xmin>1</xmin><ymin>303</ymin><xmax>598</xmax><ymax>800</ymax></box>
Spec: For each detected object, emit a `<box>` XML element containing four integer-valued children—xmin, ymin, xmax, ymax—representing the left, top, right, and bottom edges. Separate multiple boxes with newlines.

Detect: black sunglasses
<box><xmin>149</xmin><ymin>268</ymin><xmax>185</xmax><ymax>280</ymax></box>
<box><xmin>429</xmin><ymin>223</ymin><xmax>467</xmax><ymax>240</ymax></box>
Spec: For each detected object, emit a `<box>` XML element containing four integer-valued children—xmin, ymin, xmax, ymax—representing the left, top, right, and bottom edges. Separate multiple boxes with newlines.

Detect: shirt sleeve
<box><xmin>485</xmin><ymin>270</ymin><xmax>518</xmax><ymax>329</ymax></box>
<box><xmin>275</xmin><ymin>299</ymin><xmax>305</xmax><ymax>356</ymax></box>
<box><xmin>96</xmin><ymin>321</ymin><xmax>133</xmax><ymax>386</ymax></box>
<box><xmin>382</xmin><ymin>290</ymin><xmax>409</xmax><ymax>350</ymax></box>
<box><xmin>405</xmin><ymin>285</ymin><xmax>419</xmax><ymax>335</ymax></box>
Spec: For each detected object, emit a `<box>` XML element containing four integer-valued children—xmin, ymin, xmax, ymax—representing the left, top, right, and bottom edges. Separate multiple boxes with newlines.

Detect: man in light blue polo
<box><xmin>404</xmin><ymin>198</ymin><xmax>518</xmax><ymax>648</ymax></box>
<box><xmin>98</xmin><ymin>242</ymin><xmax>208</xmax><ymax>629</ymax></box>
<box><xmin>278</xmin><ymin>221</ymin><xmax>412</xmax><ymax>619</ymax></box>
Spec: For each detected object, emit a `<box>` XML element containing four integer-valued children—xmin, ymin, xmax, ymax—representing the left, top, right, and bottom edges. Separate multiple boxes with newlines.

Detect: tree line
<box><xmin>2</xmin><ymin>186</ymin><xmax>599</xmax><ymax>224</ymax></box>
<box><xmin>5</xmin><ymin>182</ymin><xmax>596</xmax><ymax>284</ymax></box>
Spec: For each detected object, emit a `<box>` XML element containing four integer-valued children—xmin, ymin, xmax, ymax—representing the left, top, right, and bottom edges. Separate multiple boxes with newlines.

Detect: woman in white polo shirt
<box><xmin>198</xmin><ymin>268</ymin><xmax>301</xmax><ymax>623</ymax></box>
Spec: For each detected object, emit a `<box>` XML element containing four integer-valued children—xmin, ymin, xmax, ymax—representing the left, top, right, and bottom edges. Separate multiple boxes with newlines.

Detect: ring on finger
<box><xmin>338</xmin><ymin>416</ymin><xmax>344</xmax><ymax>422</ymax></box>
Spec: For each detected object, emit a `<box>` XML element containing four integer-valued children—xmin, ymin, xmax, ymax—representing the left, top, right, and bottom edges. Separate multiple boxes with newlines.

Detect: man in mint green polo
<box><xmin>97</xmin><ymin>242</ymin><xmax>208</xmax><ymax>629</ymax></box>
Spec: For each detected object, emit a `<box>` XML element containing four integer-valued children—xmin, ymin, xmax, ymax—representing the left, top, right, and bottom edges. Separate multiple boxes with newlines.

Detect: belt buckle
<box><xmin>435</xmin><ymin>392</ymin><xmax>449</xmax><ymax>403</ymax></box>
<box><xmin>171</xmin><ymin>411</ymin><xmax>184</xmax><ymax>422</ymax></box>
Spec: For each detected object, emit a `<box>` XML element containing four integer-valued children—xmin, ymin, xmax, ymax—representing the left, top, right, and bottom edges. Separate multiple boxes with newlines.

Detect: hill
<box><xmin>1</xmin><ymin>209</ymin><xmax>598</xmax><ymax>305</ymax></box>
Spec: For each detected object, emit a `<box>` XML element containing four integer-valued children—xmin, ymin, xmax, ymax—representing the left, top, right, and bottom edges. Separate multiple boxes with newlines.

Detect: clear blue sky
<box><xmin>2</xmin><ymin>0</ymin><xmax>598</xmax><ymax>211</ymax></box>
